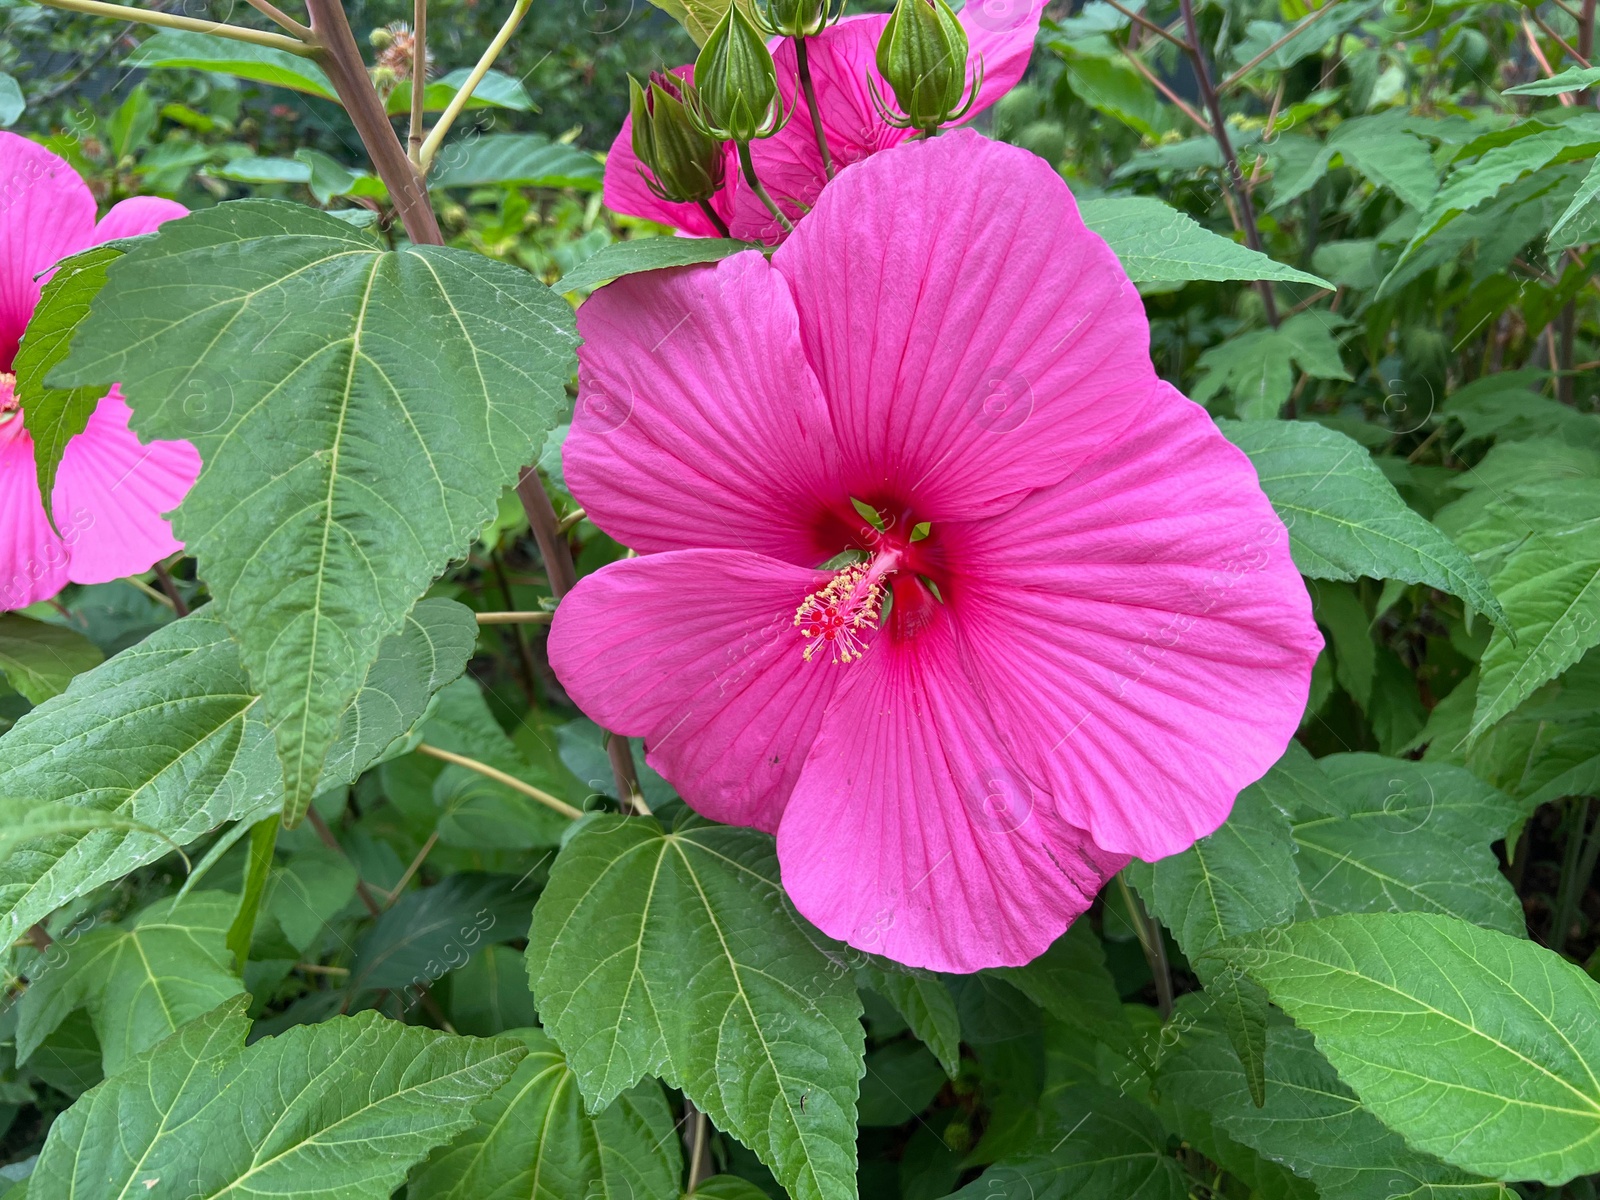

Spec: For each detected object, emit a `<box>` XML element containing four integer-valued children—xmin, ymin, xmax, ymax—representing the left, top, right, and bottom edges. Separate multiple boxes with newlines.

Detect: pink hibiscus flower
<box><xmin>606</xmin><ymin>0</ymin><xmax>1047</xmax><ymax>243</ymax></box>
<box><xmin>550</xmin><ymin>131</ymin><xmax>1320</xmax><ymax>972</ymax></box>
<box><xmin>0</xmin><ymin>133</ymin><xmax>200</xmax><ymax>612</ymax></box>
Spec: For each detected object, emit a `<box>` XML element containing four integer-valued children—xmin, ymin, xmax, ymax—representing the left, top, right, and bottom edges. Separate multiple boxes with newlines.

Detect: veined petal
<box><xmin>772</xmin><ymin>130</ymin><xmax>1155</xmax><ymax>521</ymax></box>
<box><xmin>566</xmin><ymin>250</ymin><xmax>844</xmax><ymax>564</ymax></box>
<box><xmin>778</xmin><ymin>613</ymin><xmax>1127</xmax><ymax>972</ymax></box>
<box><xmin>0</xmin><ymin>419</ymin><xmax>70</xmax><ymax>610</ymax></box>
<box><xmin>945</xmin><ymin>386</ymin><xmax>1321</xmax><ymax>861</ymax></box>
<box><xmin>0</xmin><ymin>133</ymin><xmax>96</xmax><ymax>371</ymax></box>
<box><xmin>92</xmin><ymin>195</ymin><xmax>188</xmax><ymax>243</ymax></box>
<box><xmin>53</xmin><ymin>390</ymin><xmax>200</xmax><ymax>586</ymax></box>
<box><xmin>548</xmin><ymin>549</ymin><xmax>847</xmax><ymax>832</ymax></box>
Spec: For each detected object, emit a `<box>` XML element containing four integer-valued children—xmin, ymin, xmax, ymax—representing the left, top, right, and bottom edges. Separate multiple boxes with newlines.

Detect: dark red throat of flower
<box><xmin>794</xmin><ymin>516</ymin><xmax>947</xmax><ymax>664</ymax></box>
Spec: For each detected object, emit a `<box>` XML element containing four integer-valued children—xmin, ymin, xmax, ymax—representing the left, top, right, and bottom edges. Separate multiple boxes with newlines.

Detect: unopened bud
<box><xmin>629</xmin><ymin>73</ymin><xmax>728</xmax><ymax>204</ymax></box>
<box><xmin>691</xmin><ymin>1</ymin><xmax>784</xmax><ymax>143</ymax></box>
<box><xmin>873</xmin><ymin>0</ymin><xmax>980</xmax><ymax>134</ymax></box>
<box><xmin>758</xmin><ymin>0</ymin><xmax>838</xmax><ymax>38</ymax></box>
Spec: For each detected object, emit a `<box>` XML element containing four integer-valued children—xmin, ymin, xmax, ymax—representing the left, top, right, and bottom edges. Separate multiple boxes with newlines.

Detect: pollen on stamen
<box><xmin>794</xmin><ymin>562</ymin><xmax>884</xmax><ymax>664</ymax></box>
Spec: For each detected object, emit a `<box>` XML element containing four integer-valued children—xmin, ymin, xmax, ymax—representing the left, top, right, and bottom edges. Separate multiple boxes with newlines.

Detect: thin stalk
<box><xmin>417</xmin><ymin>0</ymin><xmax>533</xmax><ymax>171</ymax></box>
<box><xmin>1180</xmin><ymin>0</ymin><xmax>1279</xmax><ymax>330</ymax></box>
<box><xmin>225</xmin><ymin>816</ymin><xmax>279</xmax><ymax>970</ymax></box>
<box><xmin>1553</xmin><ymin>797</ymin><xmax>1599</xmax><ymax>954</ymax></box>
<box><xmin>795</xmin><ymin>36</ymin><xmax>835</xmax><ymax>178</ymax></box>
<box><xmin>1123</xmin><ymin>49</ymin><xmax>1210</xmax><ymax>131</ymax></box>
<box><xmin>1523</xmin><ymin>14</ymin><xmax>1577</xmax><ymax>107</ymax></box>
<box><xmin>1102</xmin><ymin>0</ymin><xmax>1192</xmax><ymax>51</ymax></box>
<box><xmin>696</xmin><ymin>199</ymin><xmax>732</xmax><ymax>237</ymax></box>
<box><xmin>1533</xmin><ymin>11</ymin><xmax>1591</xmax><ymax>66</ymax></box>
<box><xmin>243</xmin><ymin>0</ymin><xmax>314</xmax><ymax>39</ymax></box>
<box><xmin>306</xmin><ymin>807</ymin><xmax>385</xmax><ymax>917</ymax></box>
<box><xmin>476</xmin><ymin>610</ymin><xmax>554</xmax><ymax>625</ymax></box>
<box><xmin>152</xmin><ymin>562</ymin><xmax>189</xmax><ymax>616</ymax></box>
<box><xmin>304</xmin><ymin>0</ymin><xmax>442</xmax><ymax>244</ymax></box>
<box><xmin>1118</xmin><ymin>875</ymin><xmax>1173</xmax><ymax>1020</ymax></box>
<box><xmin>514</xmin><ymin>467</ymin><xmax>643</xmax><ymax>810</ymax></box>
<box><xmin>385</xmin><ymin>830</ymin><xmax>439</xmax><ymax>905</ymax></box>
<box><xmin>408</xmin><ymin>0</ymin><xmax>427</xmax><ymax>160</ymax></box>
<box><xmin>737</xmin><ymin>141</ymin><xmax>795</xmax><ymax>233</ymax></box>
<box><xmin>555</xmin><ymin>507</ymin><xmax>587</xmax><ymax>535</ymax></box>
<box><xmin>30</xmin><ymin>0</ymin><xmax>313</xmax><ymax>52</ymax></box>
<box><xmin>685</xmin><ymin>1102</ymin><xmax>712</xmax><ymax>1191</ymax></box>
<box><xmin>415</xmin><ymin>742</ymin><xmax>584</xmax><ymax>820</ymax></box>
<box><xmin>491</xmin><ymin>548</ymin><xmax>540</xmax><ymax>705</ymax></box>
<box><xmin>1218</xmin><ymin>0</ymin><xmax>1345</xmax><ymax>93</ymax></box>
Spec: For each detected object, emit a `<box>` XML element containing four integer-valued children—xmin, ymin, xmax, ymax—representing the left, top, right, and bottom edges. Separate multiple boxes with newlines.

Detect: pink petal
<box><xmin>0</xmin><ymin>418</ymin><xmax>70</xmax><ymax>610</ymax></box>
<box><xmin>0</xmin><ymin>133</ymin><xmax>96</xmax><ymax>371</ymax></box>
<box><xmin>602</xmin><ymin>66</ymin><xmax>737</xmax><ymax>237</ymax></box>
<box><xmin>777</xmin><ymin>612</ymin><xmax>1127</xmax><ymax>972</ymax></box>
<box><xmin>92</xmin><ymin>195</ymin><xmax>188</xmax><ymax>243</ymax></box>
<box><xmin>566</xmin><ymin>250</ymin><xmax>845</xmax><ymax>563</ymax></box>
<box><xmin>727</xmin><ymin>3</ymin><xmax>1046</xmax><ymax>243</ymax></box>
<box><xmin>548</xmin><ymin>549</ymin><xmax>846</xmax><ymax>832</ymax></box>
<box><xmin>772</xmin><ymin>130</ymin><xmax>1156</xmax><ymax>521</ymax></box>
<box><xmin>944</xmin><ymin>385</ymin><xmax>1321</xmax><ymax>861</ymax></box>
<box><xmin>52</xmin><ymin>390</ymin><xmax>200</xmax><ymax>586</ymax></box>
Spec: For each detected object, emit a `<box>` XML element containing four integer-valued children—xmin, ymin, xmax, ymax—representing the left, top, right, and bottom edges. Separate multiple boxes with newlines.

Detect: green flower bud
<box><xmin>758</xmin><ymin>0</ymin><xmax>838</xmax><ymax>38</ymax></box>
<box><xmin>692</xmin><ymin>1</ymin><xmax>784</xmax><ymax>143</ymax></box>
<box><xmin>872</xmin><ymin>0</ymin><xmax>981</xmax><ymax>134</ymax></box>
<box><xmin>630</xmin><ymin>73</ymin><xmax>728</xmax><ymax>204</ymax></box>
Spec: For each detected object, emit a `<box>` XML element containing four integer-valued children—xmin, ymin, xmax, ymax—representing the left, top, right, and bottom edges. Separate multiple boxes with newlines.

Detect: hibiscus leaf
<box><xmin>384</xmin><ymin>68</ymin><xmax>535</xmax><ymax>117</ymax></box>
<box><xmin>526</xmin><ymin>811</ymin><xmax>865</xmax><ymax>1200</ymax></box>
<box><xmin>949</xmin><ymin>1084</ymin><xmax>1187</xmax><ymax>1199</ymax></box>
<box><xmin>1219</xmin><ymin>419</ymin><xmax>1507</xmax><ymax>626</ymax></box>
<box><xmin>52</xmin><ymin>200</ymin><xmax>577</xmax><ymax>824</ymax></box>
<box><xmin>555</xmin><ymin>237</ymin><xmax>761</xmax><ymax>295</ymax></box>
<box><xmin>0</xmin><ymin>614</ymin><xmax>102</xmax><ymax>704</ymax></box>
<box><xmin>1228</xmin><ymin>912</ymin><xmax>1600</xmax><ymax>1185</ymax></box>
<box><xmin>11</xmin><ymin>244</ymin><xmax>119</xmax><ymax>510</ymax></box>
<box><xmin>855</xmin><ymin>959</ymin><xmax>961</xmax><ymax>1077</ymax></box>
<box><xmin>1079</xmin><ymin>197</ymin><xmax>1330</xmax><ymax>287</ymax></box>
<box><xmin>123</xmin><ymin>30</ymin><xmax>337</xmax><ymax>98</ymax></box>
<box><xmin>31</xmin><ymin>996</ymin><xmax>525</xmax><ymax>1198</ymax></box>
<box><xmin>1156</xmin><ymin>1001</ymin><xmax>1508</xmax><ymax>1200</ymax></box>
<box><xmin>429</xmin><ymin>132</ymin><xmax>605</xmax><ymax>192</ymax></box>
<box><xmin>412</xmin><ymin>1027</ymin><xmax>682</xmax><ymax>1200</ymax></box>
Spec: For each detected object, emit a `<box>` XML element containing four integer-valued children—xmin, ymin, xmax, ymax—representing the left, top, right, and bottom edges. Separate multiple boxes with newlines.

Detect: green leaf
<box><xmin>348</xmin><ymin>873</ymin><xmax>534</xmax><ymax>995</ymax></box>
<box><xmin>0</xmin><ymin>613</ymin><xmax>280</xmax><ymax>941</ymax></box>
<box><xmin>123</xmin><ymin>30</ymin><xmax>336</xmax><ymax>97</ymax></box>
<box><xmin>448</xmin><ymin>944</ymin><xmax>540</xmax><ymax>1037</ymax></box>
<box><xmin>1271</xmin><ymin>114</ymin><xmax>1439</xmax><ymax>212</ymax></box>
<box><xmin>429</xmin><ymin>133</ymin><xmax>604</xmax><ymax>191</ymax></box>
<box><xmin>54</xmin><ymin>200</ymin><xmax>578</xmax><ymax>823</ymax></box>
<box><xmin>261</xmin><ymin>843</ymin><xmax>357</xmax><ymax>954</ymax></box>
<box><xmin>1229</xmin><ymin>912</ymin><xmax>1600</xmax><ymax>1185</ymax></box>
<box><xmin>16</xmin><ymin>891</ymin><xmax>243</xmax><ymax>1076</ymax></box>
<box><xmin>0</xmin><ymin>615</ymin><xmax>102</xmax><ymax>705</ymax></box>
<box><xmin>855</xmin><ymin>960</ymin><xmax>961</xmax><ymax>1077</ymax></box>
<box><xmin>1220</xmin><ymin>419</ymin><xmax>1506</xmax><ymax>625</ymax></box>
<box><xmin>1504</xmin><ymin>65</ymin><xmax>1600</xmax><ymax>95</ymax></box>
<box><xmin>949</xmin><ymin>1084</ymin><xmax>1186</xmax><ymax>1199</ymax></box>
<box><xmin>385</xmin><ymin>68</ymin><xmax>535</xmax><ymax>116</ymax></box>
<box><xmin>1549</xmin><ymin>156</ymin><xmax>1600</xmax><ymax>244</ymax></box>
<box><xmin>411</xmin><ymin>1026</ymin><xmax>681</xmax><ymax>1200</ymax></box>
<box><xmin>11</xmin><ymin>245</ymin><xmax>120</xmax><ymax>509</ymax></box>
<box><xmin>1080</xmin><ymin>198</ymin><xmax>1330</xmax><ymax>286</ymax></box>
<box><xmin>31</xmin><ymin>996</ymin><xmax>525</xmax><ymax>1199</ymax></box>
<box><xmin>689</xmin><ymin>1177</ymin><xmax>772</xmax><ymax>1199</ymax></box>
<box><xmin>859</xmin><ymin>1041</ymin><xmax>947</xmax><ymax>1126</ymax></box>
<box><xmin>1288</xmin><ymin>754</ymin><xmax>1525</xmax><ymax>933</ymax></box>
<box><xmin>989</xmin><ymin>921</ymin><xmax>1127</xmax><ymax>1045</ymax></box>
<box><xmin>555</xmin><ymin>238</ymin><xmax>762</xmax><ymax>294</ymax></box>
<box><xmin>1194</xmin><ymin>313</ymin><xmax>1350</xmax><ymax>420</ymax></box>
<box><xmin>0</xmin><ymin>71</ymin><xmax>24</xmax><ymax>126</ymax></box>
<box><xmin>1157</xmin><ymin>1001</ymin><xmax>1509</xmax><ymax>1200</ymax></box>
<box><xmin>527</xmin><ymin>812</ymin><xmax>865</xmax><ymax>1200</ymax></box>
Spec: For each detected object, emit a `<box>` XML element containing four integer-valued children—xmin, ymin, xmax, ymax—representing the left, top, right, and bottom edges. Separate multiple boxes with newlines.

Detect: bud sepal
<box><xmin>629</xmin><ymin>72</ymin><xmax>729</xmax><ymax>205</ymax></box>
<box><xmin>689</xmin><ymin>1</ymin><xmax>789</xmax><ymax>143</ymax></box>
<box><xmin>871</xmin><ymin>0</ymin><xmax>982</xmax><ymax>135</ymax></box>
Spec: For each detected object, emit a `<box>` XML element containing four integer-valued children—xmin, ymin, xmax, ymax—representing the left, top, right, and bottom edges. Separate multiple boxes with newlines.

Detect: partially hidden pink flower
<box><xmin>0</xmin><ymin>132</ymin><xmax>200</xmax><ymax>612</ymax></box>
<box><xmin>551</xmin><ymin>132</ymin><xmax>1321</xmax><ymax>972</ymax></box>
<box><xmin>604</xmin><ymin>0</ymin><xmax>1047</xmax><ymax>244</ymax></box>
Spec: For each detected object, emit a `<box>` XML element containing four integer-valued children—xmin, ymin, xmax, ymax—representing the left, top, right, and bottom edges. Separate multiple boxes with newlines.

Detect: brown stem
<box><xmin>1123</xmin><ymin>49</ymin><xmax>1210</xmax><ymax>132</ymax></box>
<box><xmin>306</xmin><ymin>807</ymin><xmax>385</xmax><ymax>917</ymax></box>
<box><xmin>1180</xmin><ymin>0</ymin><xmax>1280</xmax><ymax>329</ymax></box>
<box><xmin>1533</xmin><ymin>11</ymin><xmax>1592</xmax><ymax>66</ymax></box>
<box><xmin>1523</xmin><ymin>14</ymin><xmax>1577</xmax><ymax>106</ymax></box>
<box><xmin>153</xmin><ymin>561</ymin><xmax>189</xmax><ymax>616</ymax></box>
<box><xmin>1102</xmin><ymin>0</ymin><xmax>1192</xmax><ymax>51</ymax></box>
<box><xmin>304</xmin><ymin>0</ymin><xmax>442</xmax><ymax>244</ymax></box>
<box><xmin>1218</xmin><ymin>0</ymin><xmax>1345</xmax><ymax>93</ymax></box>
<box><xmin>243</xmin><ymin>0</ymin><xmax>314</xmax><ymax>38</ymax></box>
<box><xmin>1582</xmin><ymin>0</ymin><xmax>1596</xmax><ymax>64</ymax></box>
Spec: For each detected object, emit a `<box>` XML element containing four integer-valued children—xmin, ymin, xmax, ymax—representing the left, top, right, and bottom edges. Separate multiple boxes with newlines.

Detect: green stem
<box><xmin>225</xmin><ymin>817</ymin><xmax>280</xmax><ymax>971</ymax></box>
<box><xmin>795</xmin><ymin>36</ymin><xmax>834</xmax><ymax>179</ymax></box>
<box><xmin>697</xmin><ymin>198</ymin><xmax>732</xmax><ymax>238</ymax></box>
<box><xmin>417</xmin><ymin>0</ymin><xmax>533</xmax><ymax>170</ymax></box>
<box><xmin>1118</xmin><ymin>874</ymin><xmax>1174</xmax><ymax>1020</ymax></box>
<box><xmin>29</xmin><ymin>0</ymin><xmax>314</xmax><ymax>53</ymax></box>
<box><xmin>1553</xmin><ymin>797</ymin><xmax>1599</xmax><ymax>954</ymax></box>
<box><xmin>736</xmin><ymin>141</ymin><xmax>795</xmax><ymax>233</ymax></box>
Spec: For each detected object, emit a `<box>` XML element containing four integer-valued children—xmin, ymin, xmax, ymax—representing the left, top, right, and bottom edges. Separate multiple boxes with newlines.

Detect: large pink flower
<box><xmin>605</xmin><ymin>0</ymin><xmax>1047</xmax><ymax>243</ymax></box>
<box><xmin>0</xmin><ymin>133</ymin><xmax>200</xmax><ymax>612</ymax></box>
<box><xmin>551</xmin><ymin>132</ymin><xmax>1320</xmax><ymax>972</ymax></box>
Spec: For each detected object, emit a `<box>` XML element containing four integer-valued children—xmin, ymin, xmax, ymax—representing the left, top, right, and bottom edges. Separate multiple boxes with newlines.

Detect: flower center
<box><xmin>0</xmin><ymin>373</ymin><xmax>18</xmax><ymax>427</ymax></box>
<box><xmin>794</xmin><ymin>552</ymin><xmax>900</xmax><ymax>663</ymax></box>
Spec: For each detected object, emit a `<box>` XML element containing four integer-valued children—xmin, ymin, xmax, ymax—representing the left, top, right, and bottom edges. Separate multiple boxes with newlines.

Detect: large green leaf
<box><xmin>1230</xmin><ymin>912</ymin><xmax>1600</xmax><ymax>1184</ymax></box>
<box><xmin>1194</xmin><ymin>313</ymin><xmax>1352</xmax><ymax>420</ymax></box>
<box><xmin>949</xmin><ymin>1085</ymin><xmax>1186</xmax><ymax>1199</ymax></box>
<box><xmin>15</xmin><ymin>891</ymin><xmax>242</xmax><ymax>1075</ymax></box>
<box><xmin>0</xmin><ymin>613</ymin><xmax>280</xmax><ymax>941</ymax></box>
<box><xmin>1157</xmin><ymin>1002</ymin><xmax>1509</xmax><ymax>1200</ymax></box>
<box><xmin>555</xmin><ymin>238</ymin><xmax>761</xmax><ymax>294</ymax></box>
<box><xmin>11</xmin><ymin>245</ymin><xmax>120</xmax><ymax>507</ymax></box>
<box><xmin>1288</xmin><ymin>754</ymin><xmax>1525</xmax><ymax>932</ymax></box>
<box><xmin>429</xmin><ymin>133</ymin><xmax>603</xmax><ymax>191</ymax></box>
<box><xmin>411</xmin><ymin>1027</ymin><xmax>681</xmax><ymax>1200</ymax></box>
<box><xmin>124</xmin><ymin>31</ymin><xmax>336</xmax><ymax>97</ymax></box>
<box><xmin>1220</xmin><ymin>419</ymin><xmax>1506</xmax><ymax>624</ymax></box>
<box><xmin>385</xmin><ymin>68</ymin><xmax>535</xmax><ymax>116</ymax></box>
<box><xmin>54</xmin><ymin>201</ymin><xmax>577</xmax><ymax>823</ymax></box>
<box><xmin>526</xmin><ymin>811</ymin><xmax>865</xmax><ymax>1200</ymax></box>
<box><xmin>855</xmin><ymin>960</ymin><xmax>961</xmax><ymax>1077</ymax></box>
<box><xmin>0</xmin><ymin>614</ymin><xmax>102</xmax><ymax>705</ymax></box>
<box><xmin>1080</xmin><ymin>198</ymin><xmax>1330</xmax><ymax>287</ymax></box>
<box><xmin>31</xmin><ymin>996</ymin><xmax>524</xmax><ymax>1199</ymax></box>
